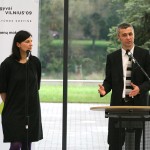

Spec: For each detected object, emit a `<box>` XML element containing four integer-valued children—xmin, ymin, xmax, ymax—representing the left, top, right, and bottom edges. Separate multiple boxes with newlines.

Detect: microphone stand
<box><xmin>133</xmin><ymin>59</ymin><xmax>150</xmax><ymax>82</ymax></box>
<box><xmin>25</xmin><ymin>57</ymin><xmax>30</xmax><ymax>150</ymax></box>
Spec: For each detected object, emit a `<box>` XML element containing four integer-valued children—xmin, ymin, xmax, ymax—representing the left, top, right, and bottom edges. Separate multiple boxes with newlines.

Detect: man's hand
<box><xmin>98</xmin><ymin>84</ymin><xmax>106</xmax><ymax>96</ymax></box>
<box><xmin>129</xmin><ymin>82</ymin><xmax>140</xmax><ymax>97</ymax></box>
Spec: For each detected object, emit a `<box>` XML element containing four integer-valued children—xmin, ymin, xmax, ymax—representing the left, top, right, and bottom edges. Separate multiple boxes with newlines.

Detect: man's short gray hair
<box><xmin>117</xmin><ymin>23</ymin><xmax>134</xmax><ymax>35</ymax></box>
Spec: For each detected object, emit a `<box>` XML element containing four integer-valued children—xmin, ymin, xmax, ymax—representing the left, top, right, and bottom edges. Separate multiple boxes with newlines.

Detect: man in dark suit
<box><xmin>98</xmin><ymin>23</ymin><xmax>150</xmax><ymax>150</ymax></box>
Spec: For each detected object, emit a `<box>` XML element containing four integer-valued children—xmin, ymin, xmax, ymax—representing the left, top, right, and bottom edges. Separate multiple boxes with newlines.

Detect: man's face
<box><xmin>118</xmin><ymin>27</ymin><xmax>134</xmax><ymax>50</ymax></box>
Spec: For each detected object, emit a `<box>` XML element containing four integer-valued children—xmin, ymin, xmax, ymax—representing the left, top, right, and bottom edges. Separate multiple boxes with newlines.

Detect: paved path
<box><xmin>1</xmin><ymin>103</ymin><xmax>150</xmax><ymax>149</ymax></box>
<box><xmin>36</xmin><ymin>103</ymin><xmax>150</xmax><ymax>150</ymax></box>
<box><xmin>35</xmin><ymin>103</ymin><xmax>109</xmax><ymax>150</ymax></box>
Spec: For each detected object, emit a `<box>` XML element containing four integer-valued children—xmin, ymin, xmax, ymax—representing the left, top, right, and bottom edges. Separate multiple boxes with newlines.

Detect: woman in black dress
<box><xmin>0</xmin><ymin>30</ymin><xmax>43</xmax><ymax>150</ymax></box>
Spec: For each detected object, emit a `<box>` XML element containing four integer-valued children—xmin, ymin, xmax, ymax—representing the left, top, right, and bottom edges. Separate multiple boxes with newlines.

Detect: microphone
<box><xmin>26</xmin><ymin>50</ymin><xmax>31</xmax><ymax>61</ymax></box>
<box><xmin>126</xmin><ymin>50</ymin><xmax>136</xmax><ymax>63</ymax></box>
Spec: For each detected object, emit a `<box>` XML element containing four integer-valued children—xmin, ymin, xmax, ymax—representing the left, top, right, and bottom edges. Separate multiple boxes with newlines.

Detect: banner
<box><xmin>0</xmin><ymin>0</ymin><xmax>39</xmax><ymax>63</ymax></box>
<box><xmin>0</xmin><ymin>1</ymin><xmax>39</xmax><ymax>149</ymax></box>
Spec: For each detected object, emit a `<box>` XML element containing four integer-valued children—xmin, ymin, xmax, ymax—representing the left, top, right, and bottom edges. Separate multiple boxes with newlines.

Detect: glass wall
<box><xmin>39</xmin><ymin>0</ymin><xmax>121</xmax><ymax>80</ymax></box>
<box><xmin>67</xmin><ymin>1</ymin><xmax>119</xmax><ymax>150</ymax></box>
<box><xmin>38</xmin><ymin>0</ymin><xmax>121</xmax><ymax>149</ymax></box>
<box><xmin>37</xmin><ymin>1</ymin><xmax>64</xmax><ymax>149</ymax></box>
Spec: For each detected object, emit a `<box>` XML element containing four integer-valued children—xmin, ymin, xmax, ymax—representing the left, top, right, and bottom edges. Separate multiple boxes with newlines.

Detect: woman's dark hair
<box><xmin>11</xmin><ymin>30</ymin><xmax>32</xmax><ymax>61</ymax></box>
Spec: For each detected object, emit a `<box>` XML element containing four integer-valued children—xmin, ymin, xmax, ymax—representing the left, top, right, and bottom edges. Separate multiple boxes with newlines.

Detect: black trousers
<box><xmin>108</xmin><ymin>118</ymin><xmax>142</xmax><ymax>150</ymax></box>
<box><xmin>108</xmin><ymin>98</ymin><xmax>142</xmax><ymax>150</ymax></box>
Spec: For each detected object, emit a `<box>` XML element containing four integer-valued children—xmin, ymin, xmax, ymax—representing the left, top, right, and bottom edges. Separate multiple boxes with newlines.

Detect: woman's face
<box><xmin>17</xmin><ymin>36</ymin><xmax>33</xmax><ymax>53</ymax></box>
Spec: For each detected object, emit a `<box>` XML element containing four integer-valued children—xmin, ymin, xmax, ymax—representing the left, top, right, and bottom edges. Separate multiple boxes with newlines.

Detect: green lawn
<box><xmin>51</xmin><ymin>39</ymin><xmax>110</xmax><ymax>47</ymax></box>
<box><xmin>39</xmin><ymin>84</ymin><xmax>111</xmax><ymax>103</ymax></box>
<box><xmin>0</xmin><ymin>84</ymin><xmax>111</xmax><ymax>114</ymax></box>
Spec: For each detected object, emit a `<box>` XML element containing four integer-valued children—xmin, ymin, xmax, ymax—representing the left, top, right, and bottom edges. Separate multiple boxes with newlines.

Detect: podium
<box><xmin>90</xmin><ymin>106</ymin><xmax>150</xmax><ymax>150</ymax></box>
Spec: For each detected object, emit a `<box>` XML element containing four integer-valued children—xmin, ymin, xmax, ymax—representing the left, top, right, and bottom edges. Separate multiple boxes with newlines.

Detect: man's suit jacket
<box><xmin>103</xmin><ymin>46</ymin><xmax>150</xmax><ymax>106</ymax></box>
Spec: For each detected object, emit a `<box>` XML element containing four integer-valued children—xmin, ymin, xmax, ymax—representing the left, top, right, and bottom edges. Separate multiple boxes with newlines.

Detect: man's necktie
<box><xmin>125</xmin><ymin>51</ymin><xmax>132</xmax><ymax>101</ymax></box>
